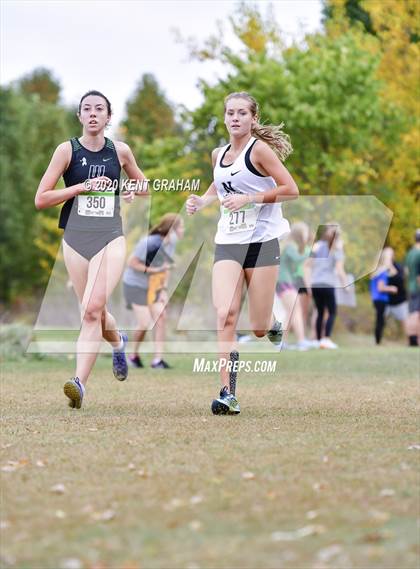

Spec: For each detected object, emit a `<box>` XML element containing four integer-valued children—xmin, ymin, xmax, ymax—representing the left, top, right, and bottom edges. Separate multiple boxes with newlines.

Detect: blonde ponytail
<box><xmin>251</xmin><ymin>121</ymin><xmax>293</xmax><ymax>162</ymax></box>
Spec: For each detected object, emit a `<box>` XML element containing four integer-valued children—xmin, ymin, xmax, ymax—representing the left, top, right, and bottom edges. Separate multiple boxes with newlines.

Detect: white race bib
<box><xmin>78</xmin><ymin>192</ymin><xmax>115</xmax><ymax>217</ymax></box>
<box><xmin>220</xmin><ymin>203</ymin><xmax>259</xmax><ymax>234</ymax></box>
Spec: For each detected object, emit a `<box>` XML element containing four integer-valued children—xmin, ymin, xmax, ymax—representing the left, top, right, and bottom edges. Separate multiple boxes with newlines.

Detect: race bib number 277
<box><xmin>221</xmin><ymin>203</ymin><xmax>258</xmax><ymax>233</ymax></box>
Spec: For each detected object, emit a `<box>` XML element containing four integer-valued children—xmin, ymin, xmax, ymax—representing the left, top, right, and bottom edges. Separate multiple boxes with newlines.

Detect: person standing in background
<box><xmin>305</xmin><ymin>224</ymin><xmax>347</xmax><ymax>349</ymax></box>
<box><xmin>405</xmin><ymin>229</ymin><xmax>420</xmax><ymax>347</ymax></box>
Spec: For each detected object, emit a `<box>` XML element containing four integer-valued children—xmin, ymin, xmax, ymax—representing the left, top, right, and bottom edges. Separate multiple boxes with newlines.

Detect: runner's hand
<box><xmin>121</xmin><ymin>189</ymin><xmax>135</xmax><ymax>203</ymax></box>
<box><xmin>186</xmin><ymin>195</ymin><xmax>205</xmax><ymax>215</ymax></box>
<box><xmin>222</xmin><ymin>194</ymin><xmax>249</xmax><ymax>212</ymax></box>
<box><xmin>82</xmin><ymin>176</ymin><xmax>113</xmax><ymax>192</ymax></box>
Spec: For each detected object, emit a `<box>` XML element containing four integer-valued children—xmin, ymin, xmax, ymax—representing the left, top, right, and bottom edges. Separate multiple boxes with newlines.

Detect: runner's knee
<box><xmin>82</xmin><ymin>303</ymin><xmax>105</xmax><ymax>324</ymax></box>
<box><xmin>216</xmin><ymin>306</ymin><xmax>237</xmax><ymax>327</ymax></box>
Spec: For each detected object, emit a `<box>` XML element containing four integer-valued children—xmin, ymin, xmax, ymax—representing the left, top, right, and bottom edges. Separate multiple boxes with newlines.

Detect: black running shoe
<box><xmin>129</xmin><ymin>355</ymin><xmax>144</xmax><ymax>368</ymax></box>
<box><xmin>211</xmin><ymin>386</ymin><xmax>240</xmax><ymax>415</ymax></box>
<box><xmin>151</xmin><ymin>359</ymin><xmax>172</xmax><ymax>369</ymax></box>
<box><xmin>267</xmin><ymin>320</ymin><xmax>283</xmax><ymax>347</ymax></box>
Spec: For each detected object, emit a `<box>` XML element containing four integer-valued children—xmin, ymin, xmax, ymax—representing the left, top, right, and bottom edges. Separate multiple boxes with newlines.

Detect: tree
<box><xmin>121</xmin><ymin>73</ymin><xmax>177</xmax><ymax>146</ymax></box>
<box><xmin>0</xmin><ymin>86</ymin><xmax>72</xmax><ymax>305</ymax></box>
<box><xmin>16</xmin><ymin>67</ymin><xmax>61</xmax><ymax>104</ymax></box>
<box><xmin>322</xmin><ymin>0</ymin><xmax>420</xmax><ymax>256</ymax></box>
<box><xmin>322</xmin><ymin>0</ymin><xmax>375</xmax><ymax>35</ymax></box>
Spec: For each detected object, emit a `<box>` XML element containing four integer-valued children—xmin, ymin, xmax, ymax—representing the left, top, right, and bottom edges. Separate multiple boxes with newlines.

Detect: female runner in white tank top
<box><xmin>187</xmin><ymin>92</ymin><xmax>299</xmax><ymax>414</ymax></box>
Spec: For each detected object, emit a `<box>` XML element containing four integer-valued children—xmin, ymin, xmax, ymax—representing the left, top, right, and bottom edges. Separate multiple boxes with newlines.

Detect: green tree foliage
<box><xmin>183</xmin><ymin>4</ymin><xmax>414</xmax><ymax>258</ymax></box>
<box><xmin>189</xmin><ymin>26</ymin><xmax>401</xmax><ymax>196</ymax></box>
<box><xmin>120</xmin><ymin>76</ymin><xmax>197</xmax><ymax>226</ymax></box>
<box><xmin>322</xmin><ymin>0</ymin><xmax>375</xmax><ymax>35</ymax></box>
<box><xmin>0</xmin><ymin>86</ymin><xmax>70</xmax><ymax>304</ymax></box>
<box><xmin>16</xmin><ymin>67</ymin><xmax>61</xmax><ymax>104</ymax></box>
<box><xmin>121</xmin><ymin>73</ymin><xmax>177</xmax><ymax>146</ymax></box>
<box><xmin>322</xmin><ymin>0</ymin><xmax>419</xmax><ymax>256</ymax></box>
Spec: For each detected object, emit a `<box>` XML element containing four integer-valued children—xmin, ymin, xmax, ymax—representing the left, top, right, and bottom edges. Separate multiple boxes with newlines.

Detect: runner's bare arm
<box><xmin>251</xmin><ymin>141</ymin><xmax>299</xmax><ymax>204</ymax></box>
<box><xmin>35</xmin><ymin>142</ymin><xmax>86</xmax><ymax>209</ymax></box>
<box><xmin>115</xmin><ymin>141</ymin><xmax>149</xmax><ymax>196</ymax></box>
<box><xmin>186</xmin><ymin>148</ymin><xmax>220</xmax><ymax>214</ymax></box>
<box><xmin>127</xmin><ymin>255</ymin><xmax>167</xmax><ymax>274</ymax></box>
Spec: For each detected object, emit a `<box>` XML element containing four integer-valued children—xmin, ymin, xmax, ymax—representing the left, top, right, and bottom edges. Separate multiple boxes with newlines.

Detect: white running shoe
<box><xmin>319</xmin><ymin>337</ymin><xmax>338</xmax><ymax>349</ymax></box>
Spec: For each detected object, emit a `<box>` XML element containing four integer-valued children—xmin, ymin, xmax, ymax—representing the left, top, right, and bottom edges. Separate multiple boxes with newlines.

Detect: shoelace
<box><xmin>113</xmin><ymin>351</ymin><xmax>126</xmax><ymax>370</ymax></box>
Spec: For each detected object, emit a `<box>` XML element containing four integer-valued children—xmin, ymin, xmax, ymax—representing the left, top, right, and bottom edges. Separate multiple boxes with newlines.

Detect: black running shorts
<box><xmin>214</xmin><ymin>238</ymin><xmax>280</xmax><ymax>269</ymax></box>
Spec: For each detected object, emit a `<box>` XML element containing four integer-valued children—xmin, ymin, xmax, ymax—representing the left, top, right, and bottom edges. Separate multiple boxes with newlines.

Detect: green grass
<box><xmin>1</xmin><ymin>348</ymin><xmax>419</xmax><ymax>569</ymax></box>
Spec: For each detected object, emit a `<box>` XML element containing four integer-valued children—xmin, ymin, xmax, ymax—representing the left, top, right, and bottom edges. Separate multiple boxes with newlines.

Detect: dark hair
<box><xmin>149</xmin><ymin>213</ymin><xmax>182</xmax><ymax>237</ymax></box>
<box><xmin>78</xmin><ymin>90</ymin><xmax>112</xmax><ymax>116</ymax></box>
<box><xmin>317</xmin><ymin>223</ymin><xmax>340</xmax><ymax>249</ymax></box>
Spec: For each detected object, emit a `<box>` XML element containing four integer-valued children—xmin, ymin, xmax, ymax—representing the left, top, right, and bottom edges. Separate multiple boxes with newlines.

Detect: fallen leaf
<box><xmin>163</xmin><ymin>498</ymin><xmax>183</xmax><ymax>511</ymax></box>
<box><xmin>316</xmin><ymin>544</ymin><xmax>343</xmax><ymax>562</ymax></box>
<box><xmin>36</xmin><ymin>460</ymin><xmax>46</xmax><ymax>468</ymax></box>
<box><xmin>190</xmin><ymin>495</ymin><xmax>204</xmax><ymax>506</ymax></box>
<box><xmin>50</xmin><ymin>483</ymin><xmax>66</xmax><ymax>494</ymax></box>
<box><xmin>1</xmin><ymin>443</ymin><xmax>13</xmax><ymax>449</ymax></box>
<box><xmin>407</xmin><ymin>444</ymin><xmax>420</xmax><ymax>450</ymax></box>
<box><xmin>363</xmin><ymin>531</ymin><xmax>386</xmax><ymax>543</ymax></box>
<box><xmin>242</xmin><ymin>471</ymin><xmax>255</xmax><ymax>480</ymax></box>
<box><xmin>312</xmin><ymin>482</ymin><xmax>326</xmax><ymax>492</ymax></box>
<box><xmin>136</xmin><ymin>469</ymin><xmax>149</xmax><ymax>478</ymax></box>
<box><xmin>379</xmin><ymin>488</ymin><xmax>395</xmax><ymax>497</ymax></box>
<box><xmin>306</xmin><ymin>510</ymin><xmax>318</xmax><ymax>520</ymax></box>
<box><xmin>188</xmin><ymin>520</ymin><xmax>202</xmax><ymax>531</ymax></box>
<box><xmin>1</xmin><ymin>464</ymin><xmax>17</xmax><ymax>473</ymax></box>
<box><xmin>1</xmin><ymin>459</ymin><xmax>29</xmax><ymax>472</ymax></box>
<box><xmin>271</xmin><ymin>524</ymin><xmax>326</xmax><ymax>541</ymax></box>
<box><xmin>91</xmin><ymin>509</ymin><xmax>116</xmax><ymax>522</ymax></box>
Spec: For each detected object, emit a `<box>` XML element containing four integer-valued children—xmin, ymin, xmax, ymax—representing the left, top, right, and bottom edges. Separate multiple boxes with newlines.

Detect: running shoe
<box><xmin>129</xmin><ymin>355</ymin><xmax>144</xmax><ymax>368</ymax></box>
<box><xmin>151</xmin><ymin>359</ymin><xmax>172</xmax><ymax>369</ymax></box>
<box><xmin>113</xmin><ymin>332</ymin><xmax>128</xmax><ymax>381</ymax></box>
<box><xmin>267</xmin><ymin>320</ymin><xmax>283</xmax><ymax>347</ymax></box>
<box><xmin>320</xmin><ymin>337</ymin><xmax>338</xmax><ymax>350</ymax></box>
<box><xmin>63</xmin><ymin>377</ymin><xmax>85</xmax><ymax>409</ymax></box>
<box><xmin>211</xmin><ymin>386</ymin><xmax>241</xmax><ymax>415</ymax></box>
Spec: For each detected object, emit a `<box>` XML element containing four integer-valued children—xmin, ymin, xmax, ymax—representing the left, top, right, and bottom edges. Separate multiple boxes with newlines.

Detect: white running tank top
<box><xmin>213</xmin><ymin>136</ymin><xmax>290</xmax><ymax>244</ymax></box>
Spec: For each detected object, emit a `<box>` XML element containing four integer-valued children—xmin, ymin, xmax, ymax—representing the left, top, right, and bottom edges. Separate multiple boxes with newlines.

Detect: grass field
<box><xmin>1</xmin><ymin>347</ymin><xmax>419</xmax><ymax>569</ymax></box>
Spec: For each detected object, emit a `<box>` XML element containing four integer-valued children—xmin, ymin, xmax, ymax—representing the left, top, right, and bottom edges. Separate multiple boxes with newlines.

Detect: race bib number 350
<box><xmin>78</xmin><ymin>192</ymin><xmax>115</xmax><ymax>217</ymax></box>
<box><xmin>221</xmin><ymin>203</ymin><xmax>259</xmax><ymax>234</ymax></box>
